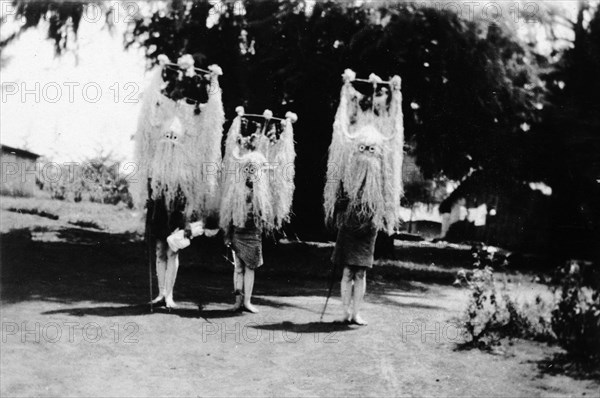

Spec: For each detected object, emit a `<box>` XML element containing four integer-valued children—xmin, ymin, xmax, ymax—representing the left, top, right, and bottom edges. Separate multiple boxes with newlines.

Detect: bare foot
<box><xmin>165</xmin><ymin>296</ymin><xmax>178</xmax><ymax>309</ymax></box>
<box><xmin>351</xmin><ymin>314</ymin><xmax>367</xmax><ymax>326</ymax></box>
<box><xmin>243</xmin><ymin>302</ymin><xmax>259</xmax><ymax>313</ymax></box>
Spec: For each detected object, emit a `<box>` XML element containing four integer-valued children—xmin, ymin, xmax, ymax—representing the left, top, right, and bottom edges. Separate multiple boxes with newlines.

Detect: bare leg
<box><xmin>243</xmin><ymin>267</ymin><xmax>258</xmax><ymax>313</ymax></box>
<box><xmin>336</xmin><ymin>266</ymin><xmax>353</xmax><ymax>323</ymax></box>
<box><xmin>231</xmin><ymin>256</ymin><xmax>244</xmax><ymax>311</ymax></box>
<box><xmin>151</xmin><ymin>240</ymin><xmax>167</xmax><ymax>304</ymax></box>
<box><xmin>351</xmin><ymin>268</ymin><xmax>367</xmax><ymax>326</ymax></box>
<box><xmin>164</xmin><ymin>247</ymin><xmax>179</xmax><ymax>308</ymax></box>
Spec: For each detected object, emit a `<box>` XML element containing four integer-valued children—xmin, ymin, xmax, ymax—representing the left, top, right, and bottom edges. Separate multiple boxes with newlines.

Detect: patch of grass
<box><xmin>1</xmin><ymin>196</ymin><xmax>142</xmax><ymax>234</ymax></box>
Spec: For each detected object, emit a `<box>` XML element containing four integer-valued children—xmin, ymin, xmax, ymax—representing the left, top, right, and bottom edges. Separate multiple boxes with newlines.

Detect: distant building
<box><xmin>399</xmin><ymin>153</ymin><xmax>446</xmax><ymax>237</ymax></box>
<box><xmin>1</xmin><ymin>144</ymin><xmax>40</xmax><ymax>197</ymax></box>
<box><xmin>438</xmin><ymin>171</ymin><xmax>553</xmax><ymax>252</ymax></box>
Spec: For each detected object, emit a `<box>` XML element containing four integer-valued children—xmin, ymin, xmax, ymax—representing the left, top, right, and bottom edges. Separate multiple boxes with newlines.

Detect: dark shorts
<box><xmin>331</xmin><ymin>212</ymin><xmax>378</xmax><ymax>268</ymax></box>
<box><xmin>150</xmin><ymin>197</ymin><xmax>186</xmax><ymax>240</ymax></box>
<box><xmin>346</xmin><ymin>265</ymin><xmax>368</xmax><ymax>278</ymax></box>
<box><xmin>232</xmin><ymin>226</ymin><xmax>263</xmax><ymax>270</ymax></box>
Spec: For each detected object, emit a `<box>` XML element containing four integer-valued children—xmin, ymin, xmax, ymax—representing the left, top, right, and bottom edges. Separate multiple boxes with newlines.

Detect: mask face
<box><xmin>220</xmin><ymin>151</ymin><xmax>273</xmax><ymax>229</ymax></box>
<box><xmin>357</xmin><ymin>143</ymin><xmax>381</xmax><ymax>156</ymax></box>
<box><xmin>242</xmin><ymin>161</ymin><xmax>260</xmax><ymax>184</ymax></box>
<box><xmin>160</xmin><ymin>115</ymin><xmax>186</xmax><ymax>147</ymax></box>
<box><xmin>352</xmin><ymin>124</ymin><xmax>384</xmax><ymax>157</ymax></box>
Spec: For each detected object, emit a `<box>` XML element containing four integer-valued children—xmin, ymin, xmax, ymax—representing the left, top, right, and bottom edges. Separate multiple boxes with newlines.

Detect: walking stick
<box><xmin>319</xmin><ymin>260</ymin><xmax>338</xmax><ymax>322</ymax></box>
<box><xmin>145</xmin><ymin>178</ymin><xmax>154</xmax><ymax>313</ymax></box>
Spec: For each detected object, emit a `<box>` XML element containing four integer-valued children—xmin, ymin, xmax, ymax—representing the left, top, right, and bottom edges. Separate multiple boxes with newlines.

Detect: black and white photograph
<box><xmin>0</xmin><ymin>0</ymin><xmax>599</xmax><ymax>396</ymax></box>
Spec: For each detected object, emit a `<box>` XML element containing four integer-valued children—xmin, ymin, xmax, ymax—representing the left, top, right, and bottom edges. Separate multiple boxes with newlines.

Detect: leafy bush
<box><xmin>456</xmin><ymin>246</ymin><xmax>554</xmax><ymax>349</ymax></box>
<box><xmin>458</xmin><ymin>251</ymin><xmax>600</xmax><ymax>362</ymax></box>
<box><xmin>551</xmin><ymin>260</ymin><xmax>600</xmax><ymax>361</ymax></box>
<box><xmin>459</xmin><ymin>265</ymin><xmax>502</xmax><ymax>347</ymax></box>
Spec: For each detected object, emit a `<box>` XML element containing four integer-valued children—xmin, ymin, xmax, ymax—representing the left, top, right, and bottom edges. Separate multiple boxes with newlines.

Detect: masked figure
<box><xmin>220</xmin><ymin>108</ymin><xmax>297</xmax><ymax>312</ymax></box>
<box><xmin>323</xmin><ymin>70</ymin><xmax>404</xmax><ymax>325</ymax></box>
<box><xmin>133</xmin><ymin>63</ymin><xmax>224</xmax><ymax>309</ymax></box>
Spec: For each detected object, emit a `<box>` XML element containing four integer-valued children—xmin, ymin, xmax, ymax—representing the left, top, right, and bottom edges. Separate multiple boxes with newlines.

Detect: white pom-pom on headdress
<box><xmin>208</xmin><ymin>64</ymin><xmax>223</xmax><ymax>76</ymax></box>
<box><xmin>342</xmin><ymin>68</ymin><xmax>356</xmax><ymax>82</ymax></box>
<box><xmin>263</xmin><ymin>109</ymin><xmax>273</xmax><ymax>120</ymax></box>
<box><xmin>235</xmin><ymin>106</ymin><xmax>245</xmax><ymax>116</ymax></box>
<box><xmin>368</xmin><ymin>73</ymin><xmax>383</xmax><ymax>84</ymax></box>
<box><xmin>285</xmin><ymin>112</ymin><xmax>298</xmax><ymax>123</ymax></box>
<box><xmin>390</xmin><ymin>75</ymin><xmax>402</xmax><ymax>90</ymax></box>
<box><xmin>185</xmin><ymin>68</ymin><xmax>196</xmax><ymax>78</ymax></box>
<box><xmin>177</xmin><ymin>54</ymin><xmax>195</xmax><ymax>70</ymax></box>
<box><xmin>157</xmin><ymin>54</ymin><xmax>170</xmax><ymax>66</ymax></box>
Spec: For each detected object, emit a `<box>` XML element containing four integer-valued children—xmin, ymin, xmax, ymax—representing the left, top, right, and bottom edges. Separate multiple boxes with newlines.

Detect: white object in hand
<box><xmin>190</xmin><ymin>221</ymin><xmax>204</xmax><ymax>238</ymax></box>
<box><xmin>167</xmin><ymin>229</ymin><xmax>190</xmax><ymax>252</ymax></box>
<box><xmin>204</xmin><ymin>229</ymin><xmax>219</xmax><ymax>238</ymax></box>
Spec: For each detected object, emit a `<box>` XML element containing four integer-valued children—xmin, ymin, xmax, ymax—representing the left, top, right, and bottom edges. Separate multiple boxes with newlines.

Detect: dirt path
<box><xmin>2</xmin><ymin>276</ymin><xmax>598</xmax><ymax>397</ymax></box>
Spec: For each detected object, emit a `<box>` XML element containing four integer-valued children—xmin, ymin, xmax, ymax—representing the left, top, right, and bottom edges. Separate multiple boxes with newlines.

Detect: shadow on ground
<box><xmin>535</xmin><ymin>353</ymin><xmax>600</xmax><ymax>381</ymax></box>
<box><xmin>250</xmin><ymin>321</ymin><xmax>355</xmax><ymax>333</ymax></box>
<box><xmin>1</xmin><ymin>227</ymin><xmax>442</xmax><ymax>308</ymax></box>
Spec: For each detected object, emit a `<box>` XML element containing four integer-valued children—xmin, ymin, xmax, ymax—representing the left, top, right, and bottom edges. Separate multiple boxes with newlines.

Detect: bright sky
<box><xmin>0</xmin><ymin>5</ymin><xmax>148</xmax><ymax>163</ymax></box>
<box><xmin>0</xmin><ymin>0</ymin><xmax>582</xmax><ymax>163</ymax></box>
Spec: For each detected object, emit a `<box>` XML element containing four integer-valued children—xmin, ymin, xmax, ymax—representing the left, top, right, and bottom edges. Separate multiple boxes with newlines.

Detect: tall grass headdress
<box><xmin>220</xmin><ymin>107</ymin><xmax>298</xmax><ymax>232</ymax></box>
<box><xmin>323</xmin><ymin>69</ymin><xmax>404</xmax><ymax>234</ymax></box>
<box><xmin>132</xmin><ymin>55</ymin><xmax>225</xmax><ymax>219</ymax></box>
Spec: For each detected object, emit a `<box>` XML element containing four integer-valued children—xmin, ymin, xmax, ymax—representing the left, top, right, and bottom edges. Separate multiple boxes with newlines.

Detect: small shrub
<box><xmin>459</xmin><ymin>265</ymin><xmax>503</xmax><ymax>348</ymax></box>
<box><xmin>551</xmin><ymin>260</ymin><xmax>600</xmax><ymax>361</ymax></box>
<box><xmin>37</xmin><ymin>154</ymin><xmax>133</xmax><ymax>207</ymax></box>
<box><xmin>456</xmin><ymin>245</ymin><xmax>554</xmax><ymax>349</ymax></box>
